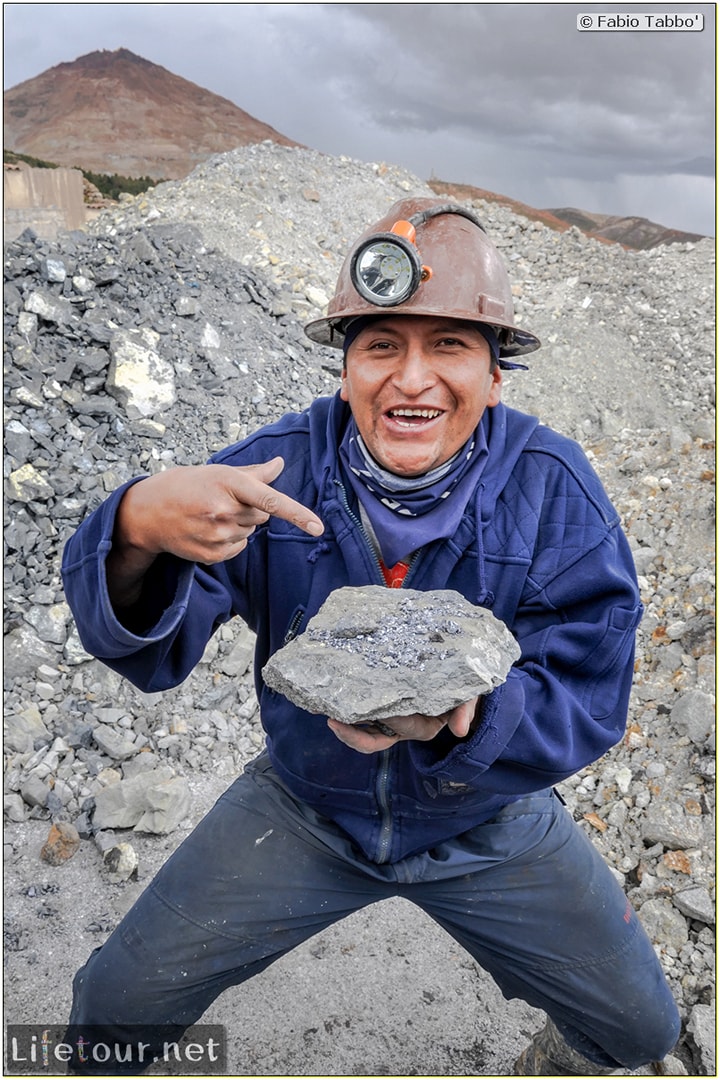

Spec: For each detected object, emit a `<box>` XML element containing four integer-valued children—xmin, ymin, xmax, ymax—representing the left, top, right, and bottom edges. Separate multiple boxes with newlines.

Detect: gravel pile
<box><xmin>3</xmin><ymin>142</ymin><xmax>715</xmax><ymax>1072</ymax></box>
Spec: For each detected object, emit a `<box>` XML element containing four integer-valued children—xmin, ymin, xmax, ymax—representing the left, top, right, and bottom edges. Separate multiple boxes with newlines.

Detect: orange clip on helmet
<box><xmin>304</xmin><ymin>197</ymin><xmax>541</xmax><ymax>358</ymax></box>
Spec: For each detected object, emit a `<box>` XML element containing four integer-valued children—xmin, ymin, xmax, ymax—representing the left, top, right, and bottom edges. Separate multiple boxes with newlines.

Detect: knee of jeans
<box><xmin>656</xmin><ymin>1009</ymin><xmax>682</xmax><ymax>1060</ymax></box>
<box><xmin>71</xmin><ymin>948</ymin><xmax>118</xmax><ymax>1023</ymax></box>
<box><xmin>635</xmin><ymin>1000</ymin><xmax>682</xmax><ymax>1063</ymax></box>
<box><xmin>71</xmin><ymin>940</ymin><xmax>157</xmax><ymax>1025</ymax></box>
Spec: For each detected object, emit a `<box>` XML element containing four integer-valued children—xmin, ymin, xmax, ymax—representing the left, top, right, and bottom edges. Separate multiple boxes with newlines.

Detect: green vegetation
<box><xmin>5</xmin><ymin>149</ymin><xmax>59</xmax><ymax>170</ymax></box>
<box><xmin>4</xmin><ymin>149</ymin><xmax>163</xmax><ymax>201</ymax></box>
<box><xmin>81</xmin><ymin>169</ymin><xmax>161</xmax><ymax>200</ymax></box>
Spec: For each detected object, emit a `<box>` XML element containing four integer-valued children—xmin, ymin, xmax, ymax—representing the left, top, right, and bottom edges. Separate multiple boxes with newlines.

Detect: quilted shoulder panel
<box><xmin>483</xmin><ymin>430</ymin><xmax>618</xmax><ymax>589</ymax></box>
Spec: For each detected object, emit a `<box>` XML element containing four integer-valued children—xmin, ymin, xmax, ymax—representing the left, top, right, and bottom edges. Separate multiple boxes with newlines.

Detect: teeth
<box><xmin>390</xmin><ymin>408</ymin><xmax>442</xmax><ymax>419</ymax></box>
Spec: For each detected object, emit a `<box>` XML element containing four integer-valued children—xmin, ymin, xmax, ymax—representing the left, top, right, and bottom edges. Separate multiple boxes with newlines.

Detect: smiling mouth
<box><xmin>386</xmin><ymin>407</ymin><xmax>443</xmax><ymax>426</ymax></box>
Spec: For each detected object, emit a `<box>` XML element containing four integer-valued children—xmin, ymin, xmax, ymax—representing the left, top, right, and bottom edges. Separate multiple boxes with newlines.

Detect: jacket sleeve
<box><xmin>408</xmin><ymin>471</ymin><xmax>643</xmax><ymax>795</ymax></box>
<box><xmin>60</xmin><ymin>480</ymin><xmax>240</xmax><ymax>692</ymax></box>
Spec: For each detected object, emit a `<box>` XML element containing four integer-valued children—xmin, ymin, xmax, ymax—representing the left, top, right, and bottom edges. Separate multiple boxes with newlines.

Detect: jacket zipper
<box><xmin>334</xmin><ymin>480</ymin><xmax>394</xmax><ymax>859</ymax></box>
<box><xmin>332</xmin><ymin>479</ymin><xmax>421</xmax><ymax>588</ymax></box>
<box><xmin>333</xmin><ymin>479</ymin><xmax>385</xmax><ymax>585</ymax></box>
<box><xmin>334</xmin><ymin>477</ymin><xmax>427</xmax><ymax>863</ymax></box>
<box><xmin>284</xmin><ymin>607</ymin><xmax>305</xmax><ymax>643</ymax></box>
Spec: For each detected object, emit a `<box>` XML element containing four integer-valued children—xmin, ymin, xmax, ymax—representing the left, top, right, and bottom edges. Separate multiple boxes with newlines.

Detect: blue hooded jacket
<box><xmin>61</xmin><ymin>394</ymin><xmax>642</xmax><ymax>864</ymax></box>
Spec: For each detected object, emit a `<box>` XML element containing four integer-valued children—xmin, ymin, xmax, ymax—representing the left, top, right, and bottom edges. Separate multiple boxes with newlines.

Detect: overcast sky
<box><xmin>4</xmin><ymin>2</ymin><xmax>716</xmax><ymax>235</ymax></box>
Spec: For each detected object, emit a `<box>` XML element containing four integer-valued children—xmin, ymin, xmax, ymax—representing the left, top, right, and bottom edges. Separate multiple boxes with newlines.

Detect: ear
<box><xmin>487</xmin><ymin>365</ymin><xmax>503</xmax><ymax>406</ymax></box>
<box><xmin>339</xmin><ymin>366</ymin><xmax>350</xmax><ymax>402</ymax></box>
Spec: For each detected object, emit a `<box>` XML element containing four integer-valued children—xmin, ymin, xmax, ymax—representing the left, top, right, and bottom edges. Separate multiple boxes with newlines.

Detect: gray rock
<box><xmin>43</xmin><ymin>258</ymin><xmax>67</xmax><ymax>283</ymax></box>
<box><xmin>672</xmin><ymin>887</ymin><xmax>715</xmax><ymax>925</ymax></box>
<box><xmin>660</xmin><ymin>1054</ymin><xmax>688</xmax><ymax>1076</ymax></box>
<box><xmin>25</xmin><ymin>602</ymin><xmax>71</xmax><ymax>646</ymax></box>
<box><xmin>24</xmin><ymin>289</ymin><xmax>75</xmax><ymax>324</ymax></box>
<box><xmin>63</xmin><ymin>626</ymin><xmax>94</xmax><ymax>665</ymax></box>
<box><xmin>638</xmin><ymin>897</ymin><xmax>689</xmax><ymax>951</ymax></box>
<box><xmin>17</xmin><ymin>310</ymin><xmax>39</xmax><ymax>336</ymax></box>
<box><xmin>4</xmin><ymin>626</ymin><xmax>59</xmax><ymax>679</ymax></box>
<box><xmin>218</xmin><ymin>626</ymin><xmax>256</xmax><ymax>677</ymax></box>
<box><xmin>262</xmin><ymin>586</ymin><xmax>520</xmax><ymax>726</ymax></box>
<box><xmin>134</xmin><ymin>776</ymin><xmax>192</xmax><ymax>833</ymax></box>
<box><xmin>4</xmin><ymin>706</ymin><xmax>51</xmax><ymax>754</ymax></box>
<box><xmin>92</xmin><ymin>723</ymin><xmax>139</xmax><ymax>761</ymax></box>
<box><xmin>122</xmin><ymin>752</ymin><xmax>162</xmax><ymax>779</ymax></box>
<box><xmin>20</xmin><ymin>774</ymin><xmax>50</xmax><ymax>810</ymax></box>
<box><xmin>670</xmin><ymin>690</ymin><xmax>715</xmax><ymax>745</ymax></box>
<box><xmin>92</xmin><ymin>768</ymin><xmax>192</xmax><ymax>834</ymax></box>
<box><xmin>641</xmin><ymin>803</ymin><xmax>706</xmax><ymax>850</ymax></box>
<box><xmin>94</xmin><ymin>830</ymin><xmax>119</xmax><ymax>855</ymax></box>
<box><xmin>72</xmin><ymin>274</ymin><xmax>95</xmax><ymax>295</ymax></box>
<box><xmin>4</xmin><ymin>794</ymin><xmax>26</xmax><ymax>822</ymax></box>
<box><xmin>174</xmin><ymin>296</ymin><xmax>199</xmax><ymax>316</ymax></box>
<box><xmin>688</xmin><ymin>1003</ymin><xmax>716</xmax><ymax>1074</ymax></box>
<box><xmin>5</xmin><ymin>420</ymin><xmax>34</xmax><ymax>462</ymax></box>
<box><xmin>95</xmin><ymin>707</ymin><xmax>129</xmax><ymax>726</ymax></box>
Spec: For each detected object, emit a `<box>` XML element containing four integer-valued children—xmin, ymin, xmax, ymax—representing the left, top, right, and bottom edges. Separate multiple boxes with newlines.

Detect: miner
<box><xmin>62</xmin><ymin>198</ymin><xmax>679</xmax><ymax>1074</ymax></box>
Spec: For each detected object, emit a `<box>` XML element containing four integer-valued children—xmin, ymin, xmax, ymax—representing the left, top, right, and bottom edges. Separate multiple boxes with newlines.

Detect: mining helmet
<box><xmin>304</xmin><ymin>197</ymin><xmax>541</xmax><ymax>358</ymax></box>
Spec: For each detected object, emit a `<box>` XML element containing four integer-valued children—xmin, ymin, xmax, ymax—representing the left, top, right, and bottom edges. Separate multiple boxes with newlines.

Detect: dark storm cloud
<box><xmin>278</xmin><ymin>4</ymin><xmax>713</xmax><ymax>180</ymax></box>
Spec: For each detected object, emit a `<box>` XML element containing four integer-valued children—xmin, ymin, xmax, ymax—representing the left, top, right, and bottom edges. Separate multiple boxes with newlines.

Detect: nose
<box><xmin>391</xmin><ymin>348</ymin><xmax>437</xmax><ymax>397</ymax></box>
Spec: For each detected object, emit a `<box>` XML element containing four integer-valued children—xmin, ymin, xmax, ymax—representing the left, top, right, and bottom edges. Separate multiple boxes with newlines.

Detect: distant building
<box><xmin>4</xmin><ymin>162</ymin><xmax>88</xmax><ymax>241</ymax></box>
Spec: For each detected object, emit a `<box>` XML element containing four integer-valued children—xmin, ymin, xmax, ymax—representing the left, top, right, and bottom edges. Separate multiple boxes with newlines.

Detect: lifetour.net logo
<box><xmin>5</xmin><ymin>1025</ymin><xmax>227</xmax><ymax>1075</ymax></box>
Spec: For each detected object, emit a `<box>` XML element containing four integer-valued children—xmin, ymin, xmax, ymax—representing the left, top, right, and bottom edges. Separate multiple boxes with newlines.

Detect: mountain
<box><xmin>5</xmin><ymin>49</ymin><xmax>706</xmax><ymax>250</ymax></box>
<box><xmin>546</xmin><ymin>207</ymin><xmax>706</xmax><ymax>250</ymax></box>
<box><xmin>3</xmin><ymin>47</ymin><xmax>300</xmax><ymax>180</ymax></box>
<box><xmin>428</xmin><ymin>179</ymin><xmax>576</xmax><ymax>236</ymax></box>
<box><xmin>428</xmin><ymin>180</ymin><xmax>706</xmax><ymax>251</ymax></box>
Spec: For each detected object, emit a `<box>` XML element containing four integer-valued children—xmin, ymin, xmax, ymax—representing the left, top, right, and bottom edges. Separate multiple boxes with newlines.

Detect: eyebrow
<box><xmin>357</xmin><ymin>321</ymin><xmax>475</xmax><ymax>337</ymax></box>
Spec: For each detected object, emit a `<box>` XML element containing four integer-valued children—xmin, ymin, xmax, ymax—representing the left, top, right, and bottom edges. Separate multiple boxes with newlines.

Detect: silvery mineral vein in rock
<box><xmin>262</xmin><ymin>586</ymin><xmax>521</xmax><ymax>726</ymax></box>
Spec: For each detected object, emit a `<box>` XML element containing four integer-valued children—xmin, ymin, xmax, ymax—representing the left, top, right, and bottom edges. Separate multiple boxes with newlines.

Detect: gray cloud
<box><xmin>3</xmin><ymin>2</ymin><xmax>715</xmax><ymax>234</ymax></box>
<box><xmin>279</xmin><ymin>5</ymin><xmax>713</xmax><ymax>172</ymax></box>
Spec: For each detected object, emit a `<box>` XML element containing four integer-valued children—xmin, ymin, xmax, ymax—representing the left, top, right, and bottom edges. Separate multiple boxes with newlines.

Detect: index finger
<box><xmin>229</xmin><ymin>467</ymin><xmax>324</xmax><ymax>537</ymax></box>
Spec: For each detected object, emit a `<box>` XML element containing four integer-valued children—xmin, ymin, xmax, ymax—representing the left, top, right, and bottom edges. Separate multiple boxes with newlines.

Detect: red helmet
<box><xmin>304</xmin><ymin>197</ymin><xmax>540</xmax><ymax>357</ymax></box>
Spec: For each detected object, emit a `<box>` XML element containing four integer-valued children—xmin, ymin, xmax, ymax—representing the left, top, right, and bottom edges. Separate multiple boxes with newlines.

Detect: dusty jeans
<box><xmin>68</xmin><ymin>753</ymin><xmax>680</xmax><ymax>1073</ymax></box>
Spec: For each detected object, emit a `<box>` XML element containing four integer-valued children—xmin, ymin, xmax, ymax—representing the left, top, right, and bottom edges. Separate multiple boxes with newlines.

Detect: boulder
<box><xmin>92</xmin><ymin>767</ymin><xmax>192</xmax><ymax>834</ymax></box>
<box><xmin>262</xmin><ymin>586</ymin><xmax>520</xmax><ymax>726</ymax></box>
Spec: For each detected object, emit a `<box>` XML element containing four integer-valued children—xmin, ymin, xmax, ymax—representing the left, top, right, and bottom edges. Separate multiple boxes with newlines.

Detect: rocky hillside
<box><xmin>3</xmin><ymin>47</ymin><xmax>300</xmax><ymax>179</ymax></box>
<box><xmin>549</xmin><ymin>206</ymin><xmax>706</xmax><ymax>250</ymax></box>
<box><xmin>6</xmin><ymin>48</ymin><xmax>709</xmax><ymax>251</ymax></box>
<box><xmin>428</xmin><ymin>179</ymin><xmax>707</xmax><ymax>251</ymax></box>
<box><xmin>3</xmin><ymin>143</ymin><xmax>716</xmax><ymax>1073</ymax></box>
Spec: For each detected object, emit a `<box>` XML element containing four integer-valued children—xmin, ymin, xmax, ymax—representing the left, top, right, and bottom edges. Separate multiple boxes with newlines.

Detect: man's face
<box><xmin>340</xmin><ymin>316</ymin><xmax>502</xmax><ymax>477</ymax></box>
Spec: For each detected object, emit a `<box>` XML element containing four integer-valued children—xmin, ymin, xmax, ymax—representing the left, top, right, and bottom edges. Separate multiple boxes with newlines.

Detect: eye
<box><xmin>363</xmin><ymin>338</ymin><xmax>397</xmax><ymax>351</ymax></box>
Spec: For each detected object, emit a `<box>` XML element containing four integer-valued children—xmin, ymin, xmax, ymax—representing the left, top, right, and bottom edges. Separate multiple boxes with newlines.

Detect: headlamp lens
<box><xmin>351</xmin><ymin>236</ymin><xmax>421</xmax><ymax>306</ymax></box>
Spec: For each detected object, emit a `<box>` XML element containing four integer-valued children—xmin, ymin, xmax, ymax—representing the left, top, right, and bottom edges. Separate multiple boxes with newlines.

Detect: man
<box><xmin>62</xmin><ymin>198</ymin><xmax>680</xmax><ymax>1074</ymax></box>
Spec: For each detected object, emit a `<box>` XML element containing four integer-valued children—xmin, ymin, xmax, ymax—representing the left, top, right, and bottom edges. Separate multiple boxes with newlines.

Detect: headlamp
<box><xmin>350</xmin><ymin>220</ymin><xmax>432</xmax><ymax>307</ymax></box>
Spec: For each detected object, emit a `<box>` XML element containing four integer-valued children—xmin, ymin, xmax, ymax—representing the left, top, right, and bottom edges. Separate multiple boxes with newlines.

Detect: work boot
<box><xmin>514</xmin><ymin>1017</ymin><xmax>620</xmax><ymax>1075</ymax></box>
